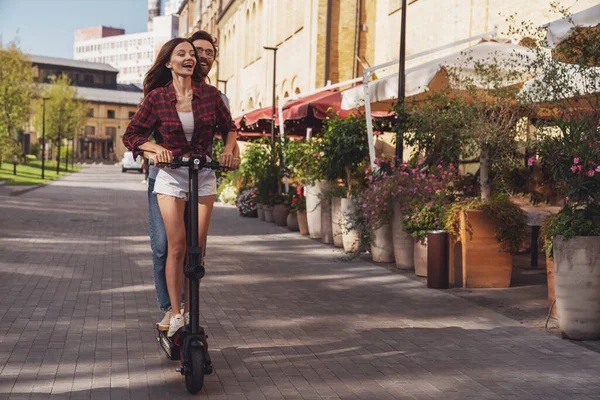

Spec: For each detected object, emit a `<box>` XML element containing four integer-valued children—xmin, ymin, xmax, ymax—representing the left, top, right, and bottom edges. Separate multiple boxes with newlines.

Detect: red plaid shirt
<box><xmin>123</xmin><ymin>81</ymin><xmax>235</xmax><ymax>159</ymax></box>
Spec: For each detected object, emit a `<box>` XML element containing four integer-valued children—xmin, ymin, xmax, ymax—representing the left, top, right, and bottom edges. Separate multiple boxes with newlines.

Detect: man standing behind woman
<box><xmin>125</xmin><ymin>31</ymin><xmax>239</xmax><ymax>335</ymax></box>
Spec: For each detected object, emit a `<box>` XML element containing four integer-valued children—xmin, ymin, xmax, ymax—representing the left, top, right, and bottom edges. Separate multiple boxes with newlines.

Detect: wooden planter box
<box><xmin>458</xmin><ymin>209</ymin><xmax>513</xmax><ymax>288</ymax></box>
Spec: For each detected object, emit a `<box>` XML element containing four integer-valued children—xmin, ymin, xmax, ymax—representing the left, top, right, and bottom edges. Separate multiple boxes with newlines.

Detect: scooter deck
<box><xmin>157</xmin><ymin>328</ymin><xmax>180</xmax><ymax>360</ymax></box>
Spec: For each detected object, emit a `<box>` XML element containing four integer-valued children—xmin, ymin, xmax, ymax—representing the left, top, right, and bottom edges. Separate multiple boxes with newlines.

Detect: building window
<box><xmin>105</xmin><ymin>127</ymin><xmax>117</xmax><ymax>138</ymax></box>
<box><xmin>84</xmin><ymin>126</ymin><xmax>95</xmax><ymax>136</ymax></box>
<box><xmin>107</xmin><ymin>110</ymin><xmax>115</xmax><ymax>119</ymax></box>
<box><xmin>87</xmin><ymin>108</ymin><xmax>94</xmax><ymax>117</ymax></box>
<box><xmin>128</xmin><ymin>111</ymin><xmax>135</xmax><ymax>119</ymax></box>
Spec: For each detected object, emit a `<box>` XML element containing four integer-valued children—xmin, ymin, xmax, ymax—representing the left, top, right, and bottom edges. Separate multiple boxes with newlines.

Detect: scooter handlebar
<box><xmin>149</xmin><ymin>155</ymin><xmax>230</xmax><ymax>171</ymax></box>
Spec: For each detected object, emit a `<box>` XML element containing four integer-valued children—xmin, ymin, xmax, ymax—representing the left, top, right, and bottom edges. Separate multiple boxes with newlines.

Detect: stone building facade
<box><xmin>177</xmin><ymin>0</ymin><xmax>597</xmax><ymax>118</ymax></box>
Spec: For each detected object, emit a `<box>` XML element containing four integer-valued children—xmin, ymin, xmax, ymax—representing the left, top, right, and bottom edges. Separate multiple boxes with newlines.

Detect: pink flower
<box><xmin>527</xmin><ymin>157</ymin><xmax>536</xmax><ymax>167</ymax></box>
<box><xmin>571</xmin><ymin>165</ymin><xmax>579</xmax><ymax>174</ymax></box>
<box><xmin>596</xmin><ymin>166</ymin><xmax>600</xmax><ymax>172</ymax></box>
<box><xmin>574</xmin><ymin>157</ymin><xmax>580</xmax><ymax>164</ymax></box>
<box><xmin>586</xmin><ymin>170</ymin><xmax>595</xmax><ymax>177</ymax></box>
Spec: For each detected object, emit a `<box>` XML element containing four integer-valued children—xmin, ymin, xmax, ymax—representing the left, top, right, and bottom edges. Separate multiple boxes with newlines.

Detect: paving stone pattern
<box><xmin>1</xmin><ymin>165</ymin><xmax>600</xmax><ymax>399</ymax></box>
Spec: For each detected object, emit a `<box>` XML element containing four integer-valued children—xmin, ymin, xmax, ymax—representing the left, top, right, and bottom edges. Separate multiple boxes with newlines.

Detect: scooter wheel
<box><xmin>185</xmin><ymin>347</ymin><xmax>205</xmax><ymax>394</ymax></box>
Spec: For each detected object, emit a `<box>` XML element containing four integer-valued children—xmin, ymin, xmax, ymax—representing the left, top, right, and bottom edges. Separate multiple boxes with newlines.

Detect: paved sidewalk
<box><xmin>2</xmin><ymin>165</ymin><xmax>600</xmax><ymax>399</ymax></box>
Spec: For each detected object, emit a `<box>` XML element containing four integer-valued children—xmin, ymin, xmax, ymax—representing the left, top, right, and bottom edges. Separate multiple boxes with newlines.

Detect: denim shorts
<box><xmin>153</xmin><ymin>167</ymin><xmax>217</xmax><ymax>200</ymax></box>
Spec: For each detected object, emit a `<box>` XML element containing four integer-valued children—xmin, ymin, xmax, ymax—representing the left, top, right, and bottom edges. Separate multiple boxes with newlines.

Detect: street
<box><xmin>2</xmin><ymin>166</ymin><xmax>600</xmax><ymax>399</ymax></box>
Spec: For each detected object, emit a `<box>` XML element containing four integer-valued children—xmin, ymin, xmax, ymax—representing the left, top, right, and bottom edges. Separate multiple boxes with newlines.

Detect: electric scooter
<box><xmin>154</xmin><ymin>154</ymin><xmax>227</xmax><ymax>394</ymax></box>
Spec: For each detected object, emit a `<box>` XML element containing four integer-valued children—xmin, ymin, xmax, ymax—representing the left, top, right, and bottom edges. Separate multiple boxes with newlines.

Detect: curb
<box><xmin>9</xmin><ymin>184</ymin><xmax>46</xmax><ymax>197</ymax></box>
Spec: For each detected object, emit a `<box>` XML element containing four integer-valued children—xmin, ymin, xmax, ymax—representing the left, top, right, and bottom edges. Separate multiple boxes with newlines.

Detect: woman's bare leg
<box><xmin>157</xmin><ymin>195</ymin><xmax>187</xmax><ymax>316</ymax></box>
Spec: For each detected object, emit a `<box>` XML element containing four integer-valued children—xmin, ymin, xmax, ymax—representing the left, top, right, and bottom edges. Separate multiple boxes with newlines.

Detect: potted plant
<box><xmin>320</xmin><ymin>112</ymin><xmax>370</xmax><ymax>253</ymax></box>
<box><xmin>286</xmin><ymin>191</ymin><xmax>300</xmax><ymax>231</ymax></box>
<box><xmin>536</xmin><ymin>119</ymin><xmax>600</xmax><ymax>339</ymax></box>
<box><xmin>290</xmin><ymin>188</ymin><xmax>309</xmax><ymax>235</ymax></box>
<box><xmin>356</xmin><ymin>160</ymin><xmax>396</xmax><ymax>263</ymax></box>
<box><xmin>401</xmin><ymin>55</ymin><xmax>533</xmax><ymax>287</ymax></box>
<box><xmin>272</xmin><ymin>192</ymin><xmax>290</xmax><ymax>227</ymax></box>
<box><xmin>240</xmin><ymin>138</ymin><xmax>273</xmax><ymax>221</ymax></box>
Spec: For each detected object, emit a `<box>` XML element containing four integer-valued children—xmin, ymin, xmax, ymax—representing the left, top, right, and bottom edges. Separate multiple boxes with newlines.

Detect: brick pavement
<box><xmin>2</xmin><ymin>165</ymin><xmax>600</xmax><ymax>399</ymax></box>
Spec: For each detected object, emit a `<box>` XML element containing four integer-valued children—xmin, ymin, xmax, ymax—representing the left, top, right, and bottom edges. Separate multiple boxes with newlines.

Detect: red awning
<box><xmin>234</xmin><ymin>106</ymin><xmax>277</xmax><ymax>130</ymax></box>
<box><xmin>282</xmin><ymin>89</ymin><xmax>393</xmax><ymax>121</ymax></box>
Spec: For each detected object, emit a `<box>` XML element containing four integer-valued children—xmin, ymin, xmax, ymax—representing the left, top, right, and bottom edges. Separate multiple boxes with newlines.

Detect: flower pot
<box><xmin>546</xmin><ymin>256</ymin><xmax>557</xmax><ymax>319</ymax></box>
<box><xmin>256</xmin><ymin>203</ymin><xmax>265</xmax><ymax>221</ymax></box>
<box><xmin>273</xmin><ymin>204</ymin><xmax>289</xmax><ymax>227</ymax></box>
<box><xmin>414</xmin><ymin>238</ymin><xmax>428</xmax><ymax>277</ymax></box>
<box><xmin>391</xmin><ymin>201</ymin><xmax>415</xmax><ymax>271</ymax></box>
<box><xmin>331</xmin><ymin>197</ymin><xmax>344</xmax><ymax>247</ymax></box>
<box><xmin>321</xmin><ymin>198</ymin><xmax>333</xmax><ymax>244</ymax></box>
<box><xmin>305</xmin><ymin>181</ymin><xmax>327</xmax><ymax>239</ymax></box>
<box><xmin>460</xmin><ymin>210</ymin><xmax>512</xmax><ymax>288</ymax></box>
<box><xmin>263</xmin><ymin>205</ymin><xmax>274</xmax><ymax>223</ymax></box>
<box><xmin>287</xmin><ymin>210</ymin><xmax>299</xmax><ymax>231</ymax></box>
<box><xmin>553</xmin><ymin>235</ymin><xmax>600</xmax><ymax>340</ymax></box>
<box><xmin>370</xmin><ymin>224</ymin><xmax>394</xmax><ymax>263</ymax></box>
<box><xmin>341</xmin><ymin>198</ymin><xmax>360</xmax><ymax>253</ymax></box>
<box><xmin>297</xmin><ymin>211</ymin><xmax>309</xmax><ymax>235</ymax></box>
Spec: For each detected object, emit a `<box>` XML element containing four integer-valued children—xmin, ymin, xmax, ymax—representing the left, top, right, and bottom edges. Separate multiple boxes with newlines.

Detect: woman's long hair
<box><xmin>143</xmin><ymin>38</ymin><xmax>203</xmax><ymax>97</ymax></box>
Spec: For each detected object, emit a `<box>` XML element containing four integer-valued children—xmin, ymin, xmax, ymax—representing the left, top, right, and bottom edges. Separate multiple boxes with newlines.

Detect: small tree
<box><xmin>320</xmin><ymin>112</ymin><xmax>370</xmax><ymax>194</ymax></box>
<box><xmin>34</xmin><ymin>75</ymin><xmax>88</xmax><ymax>172</ymax></box>
<box><xmin>0</xmin><ymin>41</ymin><xmax>36</xmax><ymax>167</ymax></box>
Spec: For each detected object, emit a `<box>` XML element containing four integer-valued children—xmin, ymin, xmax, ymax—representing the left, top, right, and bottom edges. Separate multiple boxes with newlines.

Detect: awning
<box><xmin>341</xmin><ymin>40</ymin><xmax>536</xmax><ymax>111</ymax></box>
<box><xmin>284</xmin><ymin>89</ymin><xmax>392</xmax><ymax>121</ymax></box>
<box><xmin>544</xmin><ymin>5</ymin><xmax>600</xmax><ymax>48</ymax></box>
<box><xmin>233</xmin><ymin>106</ymin><xmax>277</xmax><ymax>133</ymax></box>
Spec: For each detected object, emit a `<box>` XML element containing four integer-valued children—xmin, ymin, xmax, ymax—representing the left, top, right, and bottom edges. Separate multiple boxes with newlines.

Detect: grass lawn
<box><xmin>0</xmin><ymin>160</ymin><xmax>81</xmax><ymax>185</ymax></box>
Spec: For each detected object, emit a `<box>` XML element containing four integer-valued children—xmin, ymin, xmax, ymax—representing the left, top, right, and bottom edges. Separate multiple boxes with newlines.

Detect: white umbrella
<box><xmin>341</xmin><ymin>40</ymin><xmax>536</xmax><ymax>111</ymax></box>
<box><xmin>543</xmin><ymin>5</ymin><xmax>600</xmax><ymax>48</ymax></box>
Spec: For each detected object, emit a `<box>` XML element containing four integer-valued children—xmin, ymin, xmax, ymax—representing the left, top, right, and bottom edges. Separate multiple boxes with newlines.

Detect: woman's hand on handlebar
<box><xmin>151</xmin><ymin>146</ymin><xmax>173</xmax><ymax>167</ymax></box>
<box><xmin>219</xmin><ymin>149</ymin><xmax>236</xmax><ymax>169</ymax></box>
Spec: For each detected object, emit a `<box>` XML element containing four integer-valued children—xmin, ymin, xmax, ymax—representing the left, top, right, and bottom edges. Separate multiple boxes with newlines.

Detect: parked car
<box><xmin>121</xmin><ymin>151</ymin><xmax>143</xmax><ymax>173</ymax></box>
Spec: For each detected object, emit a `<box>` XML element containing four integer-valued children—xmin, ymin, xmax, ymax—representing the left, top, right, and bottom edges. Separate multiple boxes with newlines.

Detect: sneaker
<box><xmin>167</xmin><ymin>314</ymin><xmax>185</xmax><ymax>337</ymax></box>
<box><xmin>184</xmin><ymin>312</ymin><xmax>190</xmax><ymax>326</ymax></box>
<box><xmin>157</xmin><ymin>311</ymin><xmax>171</xmax><ymax>331</ymax></box>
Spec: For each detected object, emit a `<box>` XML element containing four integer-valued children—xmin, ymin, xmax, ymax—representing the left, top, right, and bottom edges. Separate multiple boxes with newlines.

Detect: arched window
<box><xmin>295</xmin><ymin>87</ymin><xmax>301</xmax><ymax>95</ymax></box>
<box><xmin>248</xmin><ymin>97</ymin><xmax>255</xmax><ymax>110</ymax></box>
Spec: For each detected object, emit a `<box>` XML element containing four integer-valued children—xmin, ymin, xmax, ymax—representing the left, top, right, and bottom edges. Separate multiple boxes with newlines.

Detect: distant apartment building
<box><xmin>165</xmin><ymin>0</ymin><xmax>185</xmax><ymax>16</ymax></box>
<box><xmin>28</xmin><ymin>55</ymin><xmax>143</xmax><ymax>162</ymax></box>
<box><xmin>74</xmin><ymin>15</ymin><xmax>179</xmax><ymax>85</ymax></box>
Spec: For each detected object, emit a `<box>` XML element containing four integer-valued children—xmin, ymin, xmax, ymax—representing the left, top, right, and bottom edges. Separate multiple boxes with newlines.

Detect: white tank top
<box><xmin>177</xmin><ymin>112</ymin><xmax>194</xmax><ymax>142</ymax></box>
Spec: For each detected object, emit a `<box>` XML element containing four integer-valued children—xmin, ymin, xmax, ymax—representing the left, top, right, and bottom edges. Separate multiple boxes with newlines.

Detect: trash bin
<box><xmin>427</xmin><ymin>230</ymin><xmax>449</xmax><ymax>289</ymax></box>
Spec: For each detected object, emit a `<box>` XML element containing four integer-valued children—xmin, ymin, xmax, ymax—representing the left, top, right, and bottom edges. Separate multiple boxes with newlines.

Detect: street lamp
<box><xmin>395</xmin><ymin>0</ymin><xmax>407</xmax><ymax>161</ymax></box>
<box><xmin>263</xmin><ymin>46</ymin><xmax>278</xmax><ymax>146</ymax></box>
<box><xmin>217</xmin><ymin>79</ymin><xmax>228</xmax><ymax>96</ymax></box>
<box><xmin>41</xmin><ymin>97</ymin><xmax>48</xmax><ymax>179</ymax></box>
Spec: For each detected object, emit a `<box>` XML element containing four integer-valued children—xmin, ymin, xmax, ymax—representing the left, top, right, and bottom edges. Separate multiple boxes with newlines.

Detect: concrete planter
<box><xmin>391</xmin><ymin>201</ymin><xmax>415</xmax><ymax>270</ymax></box>
<box><xmin>331</xmin><ymin>197</ymin><xmax>344</xmax><ymax>247</ymax></box>
<box><xmin>370</xmin><ymin>224</ymin><xmax>395</xmax><ymax>263</ymax></box>
<box><xmin>546</xmin><ymin>256</ymin><xmax>557</xmax><ymax>319</ymax></box>
<box><xmin>263</xmin><ymin>205</ymin><xmax>274</xmax><ymax>223</ymax></box>
<box><xmin>297</xmin><ymin>211</ymin><xmax>309</xmax><ymax>235</ymax></box>
<box><xmin>341</xmin><ymin>198</ymin><xmax>360</xmax><ymax>253</ymax></box>
<box><xmin>305</xmin><ymin>181</ymin><xmax>327</xmax><ymax>239</ymax></box>
<box><xmin>256</xmin><ymin>203</ymin><xmax>265</xmax><ymax>221</ymax></box>
<box><xmin>414</xmin><ymin>238</ymin><xmax>428</xmax><ymax>277</ymax></box>
<box><xmin>287</xmin><ymin>211</ymin><xmax>299</xmax><ymax>231</ymax></box>
<box><xmin>273</xmin><ymin>204</ymin><xmax>289</xmax><ymax>226</ymax></box>
<box><xmin>321</xmin><ymin>198</ymin><xmax>333</xmax><ymax>244</ymax></box>
<box><xmin>554</xmin><ymin>235</ymin><xmax>600</xmax><ymax>340</ymax></box>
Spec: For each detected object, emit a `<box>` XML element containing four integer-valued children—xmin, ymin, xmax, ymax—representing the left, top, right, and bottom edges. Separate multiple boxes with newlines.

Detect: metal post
<box><xmin>56</xmin><ymin>131</ymin><xmax>61</xmax><ymax>174</ymax></box>
<box><xmin>263</xmin><ymin>46</ymin><xmax>278</xmax><ymax>146</ymax></box>
<box><xmin>71</xmin><ymin>137</ymin><xmax>75</xmax><ymax>169</ymax></box>
<box><xmin>395</xmin><ymin>0</ymin><xmax>407</xmax><ymax>160</ymax></box>
<box><xmin>41</xmin><ymin>98</ymin><xmax>47</xmax><ymax>179</ymax></box>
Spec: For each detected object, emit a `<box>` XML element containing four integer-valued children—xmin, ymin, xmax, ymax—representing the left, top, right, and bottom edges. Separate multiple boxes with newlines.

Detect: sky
<box><xmin>0</xmin><ymin>0</ymin><xmax>158</xmax><ymax>59</ymax></box>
